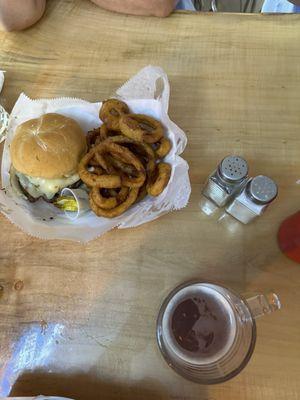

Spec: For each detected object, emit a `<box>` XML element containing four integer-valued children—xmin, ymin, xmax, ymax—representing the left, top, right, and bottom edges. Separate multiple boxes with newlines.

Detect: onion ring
<box><xmin>89</xmin><ymin>187</ymin><xmax>139</xmax><ymax>218</ymax></box>
<box><xmin>99</xmin><ymin>124</ymin><xmax>109</xmax><ymax>141</ymax></box>
<box><xmin>153</xmin><ymin>137</ymin><xmax>172</xmax><ymax>159</ymax></box>
<box><xmin>107</xmin><ymin>135</ymin><xmax>156</xmax><ymax>177</ymax></box>
<box><xmin>136</xmin><ymin>184</ymin><xmax>148</xmax><ymax>203</ymax></box>
<box><xmin>91</xmin><ymin>187</ymin><xmax>118</xmax><ymax>209</ymax></box>
<box><xmin>147</xmin><ymin>162</ymin><xmax>171</xmax><ymax>197</ymax></box>
<box><xmin>119</xmin><ymin>114</ymin><xmax>164</xmax><ymax>144</ymax></box>
<box><xmin>116</xmin><ymin>186</ymin><xmax>130</xmax><ymax>203</ymax></box>
<box><xmin>94</xmin><ymin>152</ymin><xmax>116</xmax><ymax>174</ymax></box>
<box><xmin>98</xmin><ymin>124</ymin><xmax>120</xmax><ymax>142</ymax></box>
<box><xmin>90</xmin><ymin>166</ymin><xmax>104</xmax><ymax>175</ymax></box>
<box><xmin>107</xmin><ymin>188</ymin><xmax>118</xmax><ymax>197</ymax></box>
<box><xmin>78</xmin><ymin>150</ymin><xmax>121</xmax><ymax>188</ymax></box>
<box><xmin>94</xmin><ymin>141</ymin><xmax>146</xmax><ymax>188</ymax></box>
<box><xmin>90</xmin><ymin>186</ymin><xmax>130</xmax><ymax>210</ymax></box>
<box><xmin>110</xmin><ymin>135</ymin><xmax>155</xmax><ymax>158</ymax></box>
<box><xmin>88</xmin><ymin>156</ymin><xmax>101</xmax><ymax>167</ymax></box>
<box><xmin>86</xmin><ymin>124</ymin><xmax>121</xmax><ymax>149</ymax></box>
<box><xmin>106</xmin><ymin>155</ymin><xmax>137</xmax><ymax>176</ymax></box>
<box><xmin>86</xmin><ymin>127</ymin><xmax>101</xmax><ymax>149</ymax></box>
<box><xmin>100</xmin><ymin>99</ymin><xmax>129</xmax><ymax>130</ymax></box>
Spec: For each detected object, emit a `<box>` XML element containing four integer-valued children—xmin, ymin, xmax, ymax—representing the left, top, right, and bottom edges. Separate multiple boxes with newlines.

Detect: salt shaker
<box><xmin>225</xmin><ymin>175</ymin><xmax>278</xmax><ymax>224</ymax></box>
<box><xmin>202</xmin><ymin>156</ymin><xmax>249</xmax><ymax>207</ymax></box>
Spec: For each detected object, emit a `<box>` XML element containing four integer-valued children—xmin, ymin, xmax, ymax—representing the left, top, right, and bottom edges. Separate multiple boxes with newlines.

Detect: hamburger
<box><xmin>10</xmin><ymin>113</ymin><xmax>87</xmax><ymax>202</ymax></box>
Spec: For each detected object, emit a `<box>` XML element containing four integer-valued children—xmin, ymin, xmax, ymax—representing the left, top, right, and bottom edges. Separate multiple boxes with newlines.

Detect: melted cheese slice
<box><xmin>16</xmin><ymin>171</ymin><xmax>80</xmax><ymax>199</ymax></box>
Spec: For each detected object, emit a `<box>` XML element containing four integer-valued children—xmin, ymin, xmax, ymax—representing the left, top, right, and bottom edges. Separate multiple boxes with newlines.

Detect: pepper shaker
<box><xmin>225</xmin><ymin>175</ymin><xmax>278</xmax><ymax>224</ymax></box>
<box><xmin>202</xmin><ymin>156</ymin><xmax>249</xmax><ymax>207</ymax></box>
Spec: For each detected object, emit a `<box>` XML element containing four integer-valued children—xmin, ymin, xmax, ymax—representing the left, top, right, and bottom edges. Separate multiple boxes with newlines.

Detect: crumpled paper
<box><xmin>0</xmin><ymin>66</ymin><xmax>191</xmax><ymax>242</ymax></box>
<box><xmin>0</xmin><ymin>70</ymin><xmax>9</xmax><ymax>143</ymax></box>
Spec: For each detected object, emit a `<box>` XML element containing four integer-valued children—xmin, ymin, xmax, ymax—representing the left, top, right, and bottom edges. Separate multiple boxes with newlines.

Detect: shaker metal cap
<box><xmin>247</xmin><ymin>175</ymin><xmax>278</xmax><ymax>204</ymax></box>
<box><xmin>219</xmin><ymin>156</ymin><xmax>248</xmax><ymax>182</ymax></box>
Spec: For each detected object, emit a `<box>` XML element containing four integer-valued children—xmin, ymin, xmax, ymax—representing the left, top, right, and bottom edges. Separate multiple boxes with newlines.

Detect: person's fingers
<box><xmin>0</xmin><ymin>0</ymin><xmax>46</xmax><ymax>31</ymax></box>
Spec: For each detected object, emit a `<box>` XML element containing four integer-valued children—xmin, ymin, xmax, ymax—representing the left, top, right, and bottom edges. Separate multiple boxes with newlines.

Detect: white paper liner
<box><xmin>0</xmin><ymin>71</ymin><xmax>4</xmax><ymax>92</ymax></box>
<box><xmin>0</xmin><ymin>71</ymin><xmax>9</xmax><ymax>143</ymax></box>
<box><xmin>0</xmin><ymin>66</ymin><xmax>191</xmax><ymax>242</ymax></box>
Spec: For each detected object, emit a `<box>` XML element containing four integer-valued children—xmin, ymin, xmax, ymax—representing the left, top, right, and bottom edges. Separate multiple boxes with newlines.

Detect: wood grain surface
<box><xmin>0</xmin><ymin>1</ymin><xmax>300</xmax><ymax>399</ymax></box>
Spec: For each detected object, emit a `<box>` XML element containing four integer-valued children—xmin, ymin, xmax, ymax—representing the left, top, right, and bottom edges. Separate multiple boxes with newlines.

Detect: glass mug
<box><xmin>156</xmin><ymin>281</ymin><xmax>281</xmax><ymax>384</ymax></box>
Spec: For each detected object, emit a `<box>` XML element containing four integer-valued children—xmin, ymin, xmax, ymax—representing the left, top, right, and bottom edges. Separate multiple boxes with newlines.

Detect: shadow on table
<box><xmin>10</xmin><ymin>369</ymin><xmax>171</xmax><ymax>400</ymax></box>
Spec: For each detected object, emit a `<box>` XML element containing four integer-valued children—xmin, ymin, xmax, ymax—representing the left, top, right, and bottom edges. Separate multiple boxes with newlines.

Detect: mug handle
<box><xmin>243</xmin><ymin>292</ymin><xmax>281</xmax><ymax>319</ymax></box>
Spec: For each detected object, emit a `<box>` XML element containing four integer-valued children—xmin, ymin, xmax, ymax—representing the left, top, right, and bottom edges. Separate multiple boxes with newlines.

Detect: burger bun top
<box><xmin>10</xmin><ymin>113</ymin><xmax>87</xmax><ymax>179</ymax></box>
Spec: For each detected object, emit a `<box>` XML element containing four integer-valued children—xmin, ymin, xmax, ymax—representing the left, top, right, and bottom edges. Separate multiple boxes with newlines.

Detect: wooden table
<box><xmin>0</xmin><ymin>1</ymin><xmax>300</xmax><ymax>399</ymax></box>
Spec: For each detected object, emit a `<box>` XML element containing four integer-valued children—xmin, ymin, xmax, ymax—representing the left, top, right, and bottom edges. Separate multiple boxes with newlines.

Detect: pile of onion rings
<box><xmin>79</xmin><ymin>99</ymin><xmax>172</xmax><ymax>218</ymax></box>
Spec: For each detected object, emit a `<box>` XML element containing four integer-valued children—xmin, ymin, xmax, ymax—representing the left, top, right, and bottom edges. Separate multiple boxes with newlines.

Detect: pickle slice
<box><xmin>53</xmin><ymin>196</ymin><xmax>78</xmax><ymax>212</ymax></box>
